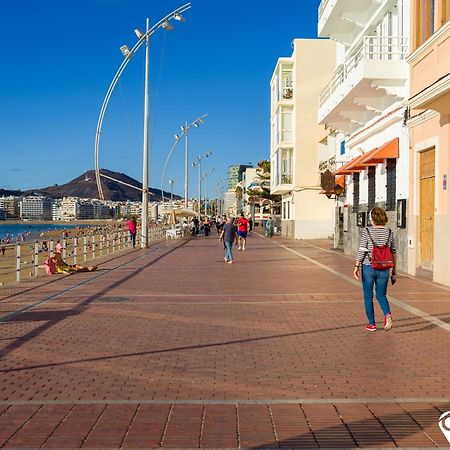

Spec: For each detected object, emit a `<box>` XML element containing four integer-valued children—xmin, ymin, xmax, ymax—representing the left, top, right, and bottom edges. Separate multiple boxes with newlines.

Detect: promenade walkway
<box><xmin>1</xmin><ymin>231</ymin><xmax>450</xmax><ymax>448</ymax></box>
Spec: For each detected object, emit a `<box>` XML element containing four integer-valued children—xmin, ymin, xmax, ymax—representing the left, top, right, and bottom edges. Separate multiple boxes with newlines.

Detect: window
<box><xmin>353</xmin><ymin>173</ymin><xmax>360</xmax><ymax>213</ymax></box>
<box><xmin>281</xmin><ymin>108</ymin><xmax>293</xmax><ymax>142</ymax></box>
<box><xmin>416</xmin><ymin>0</ymin><xmax>437</xmax><ymax>48</ymax></box>
<box><xmin>281</xmin><ymin>148</ymin><xmax>293</xmax><ymax>184</ymax></box>
<box><xmin>340</xmin><ymin>140</ymin><xmax>345</xmax><ymax>155</ymax></box>
<box><xmin>386</xmin><ymin>159</ymin><xmax>397</xmax><ymax>211</ymax></box>
<box><xmin>282</xmin><ymin>69</ymin><xmax>293</xmax><ymax>99</ymax></box>
<box><xmin>368</xmin><ymin>166</ymin><xmax>376</xmax><ymax>209</ymax></box>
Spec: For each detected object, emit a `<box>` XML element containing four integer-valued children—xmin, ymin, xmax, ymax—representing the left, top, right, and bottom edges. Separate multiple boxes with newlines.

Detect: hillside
<box><xmin>14</xmin><ymin>169</ymin><xmax>180</xmax><ymax>202</ymax></box>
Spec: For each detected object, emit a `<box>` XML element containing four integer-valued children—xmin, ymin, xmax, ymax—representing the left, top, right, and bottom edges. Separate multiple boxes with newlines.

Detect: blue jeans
<box><xmin>224</xmin><ymin>241</ymin><xmax>233</xmax><ymax>261</ymax></box>
<box><xmin>361</xmin><ymin>265</ymin><xmax>391</xmax><ymax>325</ymax></box>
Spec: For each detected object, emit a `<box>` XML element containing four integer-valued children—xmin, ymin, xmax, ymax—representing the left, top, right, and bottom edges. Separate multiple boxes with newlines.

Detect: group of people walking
<box><xmin>219</xmin><ymin>213</ymin><xmax>250</xmax><ymax>264</ymax></box>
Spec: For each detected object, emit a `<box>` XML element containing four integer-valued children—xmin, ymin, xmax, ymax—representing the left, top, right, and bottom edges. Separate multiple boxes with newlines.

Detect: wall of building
<box><xmin>291</xmin><ymin>39</ymin><xmax>337</xmax><ymax>239</ymax></box>
<box><xmin>343</xmin><ymin>202</ymin><xmax>409</xmax><ymax>270</ymax></box>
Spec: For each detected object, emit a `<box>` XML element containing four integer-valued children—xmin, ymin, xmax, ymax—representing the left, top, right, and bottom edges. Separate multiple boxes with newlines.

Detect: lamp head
<box><xmin>334</xmin><ymin>184</ymin><xmax>344</xmax><ymax>197</ymax></box>
<box><xmin>173</xmin><ymin>13</ymin><xmax>186</xmax><ymax>22</ymax></box>
<box><xmin>120</xmin><ymin>45</ymin><xmax>131</xmax><ymax>57</ymax></box>
<box><xmin>134</xmin><ymin>29</ymin><xmax>145</xmax><ymax>39</ymax></box>
<box><xmin>162</xmin><ymin>20</ymin><xmax>174</xmax><ymax>31</ymax></box>
<box><xmin>193</xmin><ymin>122</ymin><xmax>199</xmax><ymax>128</ymax></box>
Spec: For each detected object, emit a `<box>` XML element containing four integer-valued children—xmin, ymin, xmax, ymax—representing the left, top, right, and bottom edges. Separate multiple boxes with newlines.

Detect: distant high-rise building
<box><xmin>20</xmin><ymin>196</ymin><xmax>52</xmax><ymax>220</ymax></box>
<box><xmin>227</xmin><ymin>164</ymin><xmax>252</xmax><ymax>191</ymax></box>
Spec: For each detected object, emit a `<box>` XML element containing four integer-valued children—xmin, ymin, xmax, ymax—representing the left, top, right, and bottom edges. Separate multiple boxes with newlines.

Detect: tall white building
<box><xmin>270</xmin><ymin>39</ymin><xmax>337</xmax><ymax>239</ymax></box>
<box><xmin>20</xmin><ymin>196</ymin><xmax>52</xmax><ymax>220</ymax></box>
<box><xmin>318</xmin><ymin>0</ymin><xmax>410</xmax><ymax>270</ymax></box>
<box><xmin>60</xmin><ymin>197</ymin><xmax>79</xmax><ymax>221</ymax></box>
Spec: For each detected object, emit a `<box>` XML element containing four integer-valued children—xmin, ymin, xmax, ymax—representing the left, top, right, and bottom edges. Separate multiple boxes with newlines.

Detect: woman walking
<box><xmin>353</xmin><ymin>207</ymin><xmax>397</xmax><ymax>332</ymax></box>
<box><xmin>127</xmin><ymin>216</ymin><xmax>137</xmax><ymax>248</ymax></box>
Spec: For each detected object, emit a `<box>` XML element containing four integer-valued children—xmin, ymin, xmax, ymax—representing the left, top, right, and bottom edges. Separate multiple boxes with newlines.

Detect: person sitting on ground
<box><xmin>51</xmin><ymin>248</ymin><xmax>97</xmax><ymax>274</ymax></box>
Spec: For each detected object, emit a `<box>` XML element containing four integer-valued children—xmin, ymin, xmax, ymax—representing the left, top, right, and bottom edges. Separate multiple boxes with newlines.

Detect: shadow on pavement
<box><xmin>0</xmin><ymin>241</ymin><xmax>188</xmax><ymax>360</ymax></box>
<box><xmin>261</xmin><ymin>404</ymin><xmax>447</xmax><ymax>448</ymax></box>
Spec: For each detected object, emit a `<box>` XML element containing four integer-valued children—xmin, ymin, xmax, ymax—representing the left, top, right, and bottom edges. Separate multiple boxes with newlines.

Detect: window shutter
<box><xmin>353</xmin><ymin>173</ymin><xmax>360</xmax><ymax>213</ymax></box>
<box><xmin>386</xmin><ymin>159</ymin><xmax>397</xmax><ymax>211</ymax></box>
<box><xmin>368</xmin><ymin>166</ymin><xmax>376</xmax><ymax>209</ymax></box>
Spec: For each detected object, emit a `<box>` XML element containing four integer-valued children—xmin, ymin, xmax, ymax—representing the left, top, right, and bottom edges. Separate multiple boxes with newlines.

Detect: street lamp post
<box><xmin>93</xmin><ymin>3</ymin><xmax>191</xmax><ymax>248</ymax></box>
<box><xmin>141</xmin><ymin>18</ymin><xmax>150</xmax><ymax>248</ymax></box>
<box><xmin>161</xmin><ymin>114</ymin><xmax>207</xmax><ymax>209</ymax></box>
<box><xmin>169</xmin><ymin>179</ymin><xmax>174</xmax><ymax>206</ymax></box>
<box><xmin>192</xmin><ymin>151</ymin><xmax>212</xmax><ymax>215</ymax></box>
<box><xmin>202</xmin><ymin>168</ymin><xmax>214</xmax><ymax>217</ymax></box>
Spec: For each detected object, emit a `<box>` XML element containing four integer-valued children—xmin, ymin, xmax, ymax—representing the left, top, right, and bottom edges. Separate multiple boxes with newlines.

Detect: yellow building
<box><xmin>270</xmin><ymin>39</ymin><xmax>337</xmax><ymax>239</ymax></box>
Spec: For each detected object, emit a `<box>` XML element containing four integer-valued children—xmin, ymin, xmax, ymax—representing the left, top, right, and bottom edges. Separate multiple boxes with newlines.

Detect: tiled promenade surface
<box><xmin>1</xmin><ymin>230</ymin><xmax>450</xmax><ymax>449</ymax></box>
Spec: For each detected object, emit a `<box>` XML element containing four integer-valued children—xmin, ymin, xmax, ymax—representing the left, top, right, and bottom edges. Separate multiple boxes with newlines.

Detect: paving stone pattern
<box><xmin>1</xmin><ymin>233</ymin><xmax>450</xmax><ymax>448</ymax></box>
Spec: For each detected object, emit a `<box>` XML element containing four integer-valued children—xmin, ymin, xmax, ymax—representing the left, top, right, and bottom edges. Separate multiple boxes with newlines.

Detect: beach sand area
<box><xmin>0</xmin><ymin>221</ymin><xmax>126</xmax><ymax>286</ymax></box>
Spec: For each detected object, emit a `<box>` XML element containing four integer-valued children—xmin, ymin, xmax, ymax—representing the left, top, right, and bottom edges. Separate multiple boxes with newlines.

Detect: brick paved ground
<box><xmin>1</xmin><ymin>231</ymin><xmax>450</xmax><ymax>448</ymax></box>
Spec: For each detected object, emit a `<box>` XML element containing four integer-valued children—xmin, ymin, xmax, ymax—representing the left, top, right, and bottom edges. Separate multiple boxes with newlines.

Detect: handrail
<box><xmin>319</xmin><ymin>0</ymin><xmax>331</xmax><ymax>18</ymax></box>
<box><xmin>319</xmin><ymin>36</ymin><xmax>408</xmax><ymax>107</ymax></box>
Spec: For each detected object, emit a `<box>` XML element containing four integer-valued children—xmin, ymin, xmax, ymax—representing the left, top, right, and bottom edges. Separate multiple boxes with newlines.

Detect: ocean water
<box><xmin>0</xmin><ymin>223</ymin><xmax>82</xmax><ymax>241</ymax></box>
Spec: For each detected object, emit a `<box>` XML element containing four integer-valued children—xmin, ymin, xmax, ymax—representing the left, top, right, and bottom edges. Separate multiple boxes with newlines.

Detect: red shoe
<box><xmin>384</xmin><ymin>313</ymin><xmax>393</xmax><ymax>331</ymax></box>
<box><xmin>366</xmin><ymin>324</ymin><xmax>377</xmax><ymax>332</ymax></box>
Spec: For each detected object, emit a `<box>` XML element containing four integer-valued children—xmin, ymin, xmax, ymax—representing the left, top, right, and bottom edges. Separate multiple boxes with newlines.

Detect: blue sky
<box><xmin>0</xmin><ymin>0</ymin><xmax>321</xmax><ymax>197</ymax></box>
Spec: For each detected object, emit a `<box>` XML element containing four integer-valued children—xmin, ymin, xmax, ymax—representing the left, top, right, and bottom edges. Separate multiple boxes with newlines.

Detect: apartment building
<box><xmin>0</xmin><ymin>196</ymin><xmax>20</xmax><ymax>219</ymax></box>
<box><xmin>318</xmin><ymin>0</ymin><xmax>411</xmax><ymax>271</ymax></box>
<box><xmin>20</xmin><ymin>196</ymin><xmax>52</xmax><ymax>220</ymax></box>
<box><xmin>60</xmin><ymin>197</ymin><xmax>79</xmax><ymax>221</ymax></box>
<box><xmin>270</xmin><ymin>39</ymin><xmax>337</xmax><ymax>239</ymax></box>
<box><xmin>407</xmin><ymin>0</ymin><xmax>450</xmax><ymax>285</ymax></box>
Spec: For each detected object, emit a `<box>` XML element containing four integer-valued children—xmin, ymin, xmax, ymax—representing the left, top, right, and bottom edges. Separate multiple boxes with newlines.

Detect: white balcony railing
<box><xmin>319</xmin><ymin>36</ymin><xmax>408</xmax><ymax>107</ymax></box>
<box><xmin>318</xmin><ymin>0</ymin><xmax>331</xmax><ymax>18</ymax></box>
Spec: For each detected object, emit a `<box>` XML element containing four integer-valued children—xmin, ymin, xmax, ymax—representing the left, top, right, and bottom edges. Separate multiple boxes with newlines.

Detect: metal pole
<box><xmin>184</xmin><ymin>122</ymin><xmax>189</xmax><ymax>209</ymax></box>
<box><xmin>205</xmin><ymin>175</ymin><xmax>208</xmax><ymax>217</ymax></box>
<box><xmin>198</xmin><ymin>160</ymin><xmax>202</xmax><ymax>215</ymax></box>
<box><xmin>170</xmin><ymin>180</ymin><xmax>174</xmax><ymax>206</ymax></box>
<box><xmin>141</xmin><ymin>17</ymin><xmax>150</xmax><ymax>248</ymax></box>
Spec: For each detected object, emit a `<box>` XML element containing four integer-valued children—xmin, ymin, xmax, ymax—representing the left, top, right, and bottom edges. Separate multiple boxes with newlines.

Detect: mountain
<box><xmin>21</xmin><ymin>169</ymin><xmax>180</xmax><ymax>202</ymax></box>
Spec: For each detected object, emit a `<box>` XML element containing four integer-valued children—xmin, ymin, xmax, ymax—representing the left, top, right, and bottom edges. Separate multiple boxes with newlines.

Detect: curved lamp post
<box><xmin>94</xmin><ymin>2</ymin><xmax>191</xmax><ymax>248</ymax></box>
<box><xmin>192</xmin><ymin>151</ymin><xmax>212</xmax><ymax>215</ymax></box>
<box><xmin>201</xmin><ymin>168</ymin><xmax>215</xmax><ymax>217</ymax></box>
<box><xmin>160</xmin><ymin>114</ymin><xmax>207</xmax><ymax>208</ymax></box>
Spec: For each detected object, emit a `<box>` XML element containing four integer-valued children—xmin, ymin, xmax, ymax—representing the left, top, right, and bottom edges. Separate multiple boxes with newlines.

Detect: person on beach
<box><xmin>219</xmin><ymin>217</ymin><xmax>237</xmax><ymax>264</ymax></box>
<box><xmin>127</xmin><ymin>216</ymin><xmax>137</xmax><ymax>248</ymax></box>
<box><xmin>55</xmin><ymin>240</ymin><xmax>63</xmax><ymax>253</ymax></box>
<box><xmin>51</xmin><ymin>248</ymin><xmax>97</xmax><ymax>274</ymax></box>
<box><xmin>237</xmin><ymin>213</ymin><xmax>249</xmax><ymax>251</ymax></box>
<box><xmin>353</xmin><ymin>207</ymin><xmax>397</xmax><ymax>332</ymax></box>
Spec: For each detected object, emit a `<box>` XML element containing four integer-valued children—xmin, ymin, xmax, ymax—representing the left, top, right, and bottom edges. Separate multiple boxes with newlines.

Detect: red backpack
<box><xmin>367</xmin><ymin>228</ymin><xmax>395</xmax><ymax>270</ymax></box>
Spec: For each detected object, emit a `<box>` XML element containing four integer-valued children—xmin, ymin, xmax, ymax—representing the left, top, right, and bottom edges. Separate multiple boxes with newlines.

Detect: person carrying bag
<box><xmin>353</xmin><ymin>207</ymin><xmax>397</xmax><ymax>332</ymax></box>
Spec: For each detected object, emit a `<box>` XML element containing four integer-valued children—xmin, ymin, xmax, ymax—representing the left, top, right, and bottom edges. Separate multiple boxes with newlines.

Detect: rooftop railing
<box><xmin>319</xmin><ymin>36</ymin><xmax>408</xmax><ymax>108</ymax></box>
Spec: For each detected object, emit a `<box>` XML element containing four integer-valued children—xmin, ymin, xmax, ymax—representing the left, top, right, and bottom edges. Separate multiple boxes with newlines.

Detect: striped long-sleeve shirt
<box><xmin>356</xmin><ymin>227</ymin><xmax>397</xmax><ymax>265</ymax></box>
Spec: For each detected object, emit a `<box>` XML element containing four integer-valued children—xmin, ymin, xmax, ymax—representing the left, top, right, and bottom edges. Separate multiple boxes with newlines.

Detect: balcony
<box><xmin>318</xmin><ymin>36</ymin><xmax>408</xmax><ymax>134</ymax></box>
<box><xmin>318</xmin><ymin>0</ymin><xmax>384</xmax><ymax>44</ymax></box>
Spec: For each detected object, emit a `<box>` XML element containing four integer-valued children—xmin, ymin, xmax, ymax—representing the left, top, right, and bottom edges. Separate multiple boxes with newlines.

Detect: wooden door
<box><xmin>419</xmin><ymin>149</ymin><xmax>435</xmax><ymax>269</ymax></box>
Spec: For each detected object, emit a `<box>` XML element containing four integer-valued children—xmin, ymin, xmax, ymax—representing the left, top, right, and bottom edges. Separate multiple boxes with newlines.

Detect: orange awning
<box><xmin>360</xmin><ymin>138</ymin><xmax>399</xmax><ymax>165</ymax></box>
<box><xmin>335</xmin><ymin>153</ymin><xmax>369</xmax><ymax>175</ymax></box>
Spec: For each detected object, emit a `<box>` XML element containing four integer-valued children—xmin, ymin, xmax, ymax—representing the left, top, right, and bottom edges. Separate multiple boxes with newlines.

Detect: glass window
<box><xmin>281</xmin><ymin>108</ymin><xmax>293</xmax><ymax>142</ymax></box>
<box><xmin>416</xmin><ymin>0</ymin><xmax>437</xmax><ymax>48</ymax></box>
<box><xmin>340</xmin><ymin>140</ymin><xmax>345</xmax><ymax>155</ymax></box>
<box><xmin>281</xmin><ymin>148</ymin><xmax>293</xmax><ymax>184</ymax></box>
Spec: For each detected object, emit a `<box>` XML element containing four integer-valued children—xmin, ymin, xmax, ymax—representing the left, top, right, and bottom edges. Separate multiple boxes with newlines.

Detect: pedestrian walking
<box><xmin>265</xmin><ymin>216</ymin><xmax>274</xmax><ymax>237</ymax></box>
<box><xmin>219</xmin><ymin>217</ymin><xmax>237</xmax><ymax>264</ymax></box>
<box><xmin>248</xmin><ymin>217</ymin><xmax>253</xmax><ymax>232</ymax></box>
<box><xmin>353</xmin><ymin>207</ymin><xmax>397</xmax><ymax>332</ymax></box>
<box><xmin>127</xmin><ymin>216</ymin><xmax>137</xmax><ymax>248</ymax></box>
<box><xmin>237</xmin><ymin>213</ymin><xmax>249</xmax><ymax>250</ymax></box>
